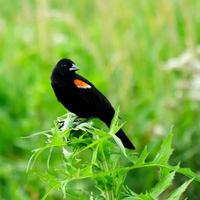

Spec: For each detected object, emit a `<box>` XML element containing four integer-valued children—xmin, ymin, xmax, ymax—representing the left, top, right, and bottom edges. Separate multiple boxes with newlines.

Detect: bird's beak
<box><xmin>69</xmin><ymin>64</ymin><xmax>80</xmax><ymax>71</ymax></box>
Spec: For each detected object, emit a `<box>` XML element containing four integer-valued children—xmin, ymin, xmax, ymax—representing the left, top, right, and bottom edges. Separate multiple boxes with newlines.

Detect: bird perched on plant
<box><xmin>51</xmin><ymin>58</ymin><xmax>135</xmax><ymax>149</ymax></box>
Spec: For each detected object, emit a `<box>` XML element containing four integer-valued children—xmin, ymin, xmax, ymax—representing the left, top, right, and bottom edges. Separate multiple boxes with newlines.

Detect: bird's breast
<box><xmin>52</xmin><ymin>83</ymin><xmax>94</xmax><ymax>118</ymax></box>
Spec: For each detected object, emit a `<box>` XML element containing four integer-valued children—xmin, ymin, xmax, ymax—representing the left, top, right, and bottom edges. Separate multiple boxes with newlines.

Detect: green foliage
<box><xmin>27</xmin><ymin>111</ymin><xmax>200</xmax><ymax>200</ymax></box>
<box><xmin>1</xmin><ymin>0</ymin><xmax>200</xmax><ymax>199</ymax></box>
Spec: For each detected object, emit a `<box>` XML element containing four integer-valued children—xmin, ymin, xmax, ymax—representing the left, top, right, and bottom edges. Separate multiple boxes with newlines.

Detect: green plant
<box><xmin>26</xmin><ymin>109</ymin><xmax>200</xmax><ymax>200</ymax></box>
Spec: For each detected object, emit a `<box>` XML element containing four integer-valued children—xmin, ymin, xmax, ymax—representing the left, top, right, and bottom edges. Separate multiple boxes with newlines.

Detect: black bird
<box><xmin>51</xmin><ymin>58</ymin><xmax>135</xmax><ymax>149</ymax></box>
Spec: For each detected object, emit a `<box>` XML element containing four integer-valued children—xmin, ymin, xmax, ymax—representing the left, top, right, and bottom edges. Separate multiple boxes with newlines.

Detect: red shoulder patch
<box><xmin>74</xmin><ymin>79</ymin><xmax>91</xmax><ymax>89</ymax></box>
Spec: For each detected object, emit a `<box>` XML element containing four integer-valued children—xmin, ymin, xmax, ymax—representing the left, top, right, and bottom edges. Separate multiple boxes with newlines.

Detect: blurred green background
<box><xmin>0</xmin><ymin>0</ymin><xmax>200</xmax><ymax>199</ymax></box>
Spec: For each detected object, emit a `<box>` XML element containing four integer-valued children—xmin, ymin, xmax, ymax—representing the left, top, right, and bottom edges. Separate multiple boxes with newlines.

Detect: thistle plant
<box><xmin>26</xmin><ymin>109</ymin><xmax>200</xmax><ymax>200</ymax></box>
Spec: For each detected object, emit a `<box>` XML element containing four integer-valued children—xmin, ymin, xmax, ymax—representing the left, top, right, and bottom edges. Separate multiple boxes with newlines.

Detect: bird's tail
<box><xmin>116</xmin><ymin>129</ymin><xmax>135</xmax><ymax>150</ymax></box>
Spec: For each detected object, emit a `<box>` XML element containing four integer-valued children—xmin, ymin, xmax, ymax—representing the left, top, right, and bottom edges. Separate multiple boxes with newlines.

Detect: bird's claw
<box><xmin>73</xmin><ymin>117</ymin><xmax>93</xmax><ymax>126</ymax></box>
<box><xmin>57</xmin><ymin>120</ymin><xmax>65</xmax><ymax>130</ymax></box>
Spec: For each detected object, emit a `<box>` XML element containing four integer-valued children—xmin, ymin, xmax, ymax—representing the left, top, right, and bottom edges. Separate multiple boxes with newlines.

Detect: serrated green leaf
<box><xmin>47</xmin><ymin>147</ymin><xmax>53</xmax><ymax>169</ymax></box>
<box><xmin>26</xmin><ymin>145</ymin><xmax>50</xmax><ymax>171</ymax></box>
<box><xmin>138</xmin><ymin>193</ymin><xmax>154</xmax><ymax>200</ymax></box>
<box><xmin>80</xmin><ymin>165</ymin><xmax>93</xmax><ymax>177</ymax></box>
<box><xmin>109</xmin><ymin>107</ymin><xmax>126</xmax><ymax>136</ymax></box>
<box><xmin>110</xmin><ymin>107</ymin><xmax>120</xmax><ymax>133</ymax></box>
<box><xmin>159</xmin><ymin>167</ymin><xmax>171</xmax><ymax>180</ymax></box>
<box><xmin>22</xmin><ymin>129</ymin><xmax>52</xmax><ymax>139</ymax></box>
<box><xmin>153</xmin><ymin>132</ymin><xmax>173</xmax><ymax>164</ymax></box>
<box><xmin>88</xmin><ymin>127</ymin><xmax>108</xmax><ymax>137</ymax></box>
<box><xmin>159</xmin><ymin>163</ymin><xmax>179</xmax><ymax>180</ymax></box>
<box><xmin>122</xmin><ymin>193</ymin><xmax>153</xmax><ymax>200</ymax></box>
<box><xmin>135</xmin><ymin>146</ymin><xmax>149</xmax><ymax>165</ymax></box>
<box><xmin>122</xmin><ymin>197</ymin><xmax>139</xmax><ymax>200</ymax></box>
<box><xmin>41</xmin><ymin>183</ymin><xmax>60</xmax><ymax>200</ymax></box>
<box><xmin>111</xmin><ymin>133</ymin><xmax>127</xmax><ymax>157</ymax></box>
<box><xmin>91</xmin><ymin>145</ymin><xmax>99</xmax><ymax>165</ymax></box>
<box><xmin>150</xmin><ymin>171</ymin><xmax>176</xmax><ymax>198</ymax></box>
<box><xmin>166</xmin><ymin>179</ymin><xmax>193</xmax><ymax>200</ymax></box>
<box><xmin>50</xmin><ymin>130</ymin><xmax>66</xmax><ymax>146</ymax></box>
<box><xmin>178</xmin><ymin>168</ymin><xmax>200</xmax><ymax>182</ymax></box>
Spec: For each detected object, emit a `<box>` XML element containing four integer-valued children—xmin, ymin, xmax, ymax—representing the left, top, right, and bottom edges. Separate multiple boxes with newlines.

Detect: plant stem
<box><xmin>99</xmin><ymin>145</ymin><xmax>114</xmax><ymax>200</ymax></box>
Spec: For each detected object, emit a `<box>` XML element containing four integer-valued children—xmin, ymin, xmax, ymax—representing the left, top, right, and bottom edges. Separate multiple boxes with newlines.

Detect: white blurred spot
<box><xmin>164</xmin><ymin>46</ymin><xmax>200</xmax><ymax>101</ymax></box>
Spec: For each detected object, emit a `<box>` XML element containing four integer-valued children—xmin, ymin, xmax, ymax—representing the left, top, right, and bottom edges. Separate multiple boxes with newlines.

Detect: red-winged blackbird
<box><xmin>51</xmin><ymin>58</ymin><xmax>135</xmax><ymax>149</ymax></box>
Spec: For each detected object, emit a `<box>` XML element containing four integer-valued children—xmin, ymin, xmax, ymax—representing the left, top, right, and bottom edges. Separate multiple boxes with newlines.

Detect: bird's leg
<box><xmin>56</xmin><ymin>113</ymin><xmax>93</xmax><ymax>131</ymax></box>
<box><xmin>74</xmin><ymin>116</ymin><xmax>92</xmax><ymax>125</ymax></box>
<box><xmin>56</xmin><ymin>116</ymin><xmax>87</xmax><ymax>130</ymax></box>
<box><xmin>56</xmin><ymin>112</ymin><xmax>77</xmax><ymax>131</ymax></box>
<box><xmin>57</xmin><ymin>119</ymin><xmax>65</xmax><ymax>130</ymax></box>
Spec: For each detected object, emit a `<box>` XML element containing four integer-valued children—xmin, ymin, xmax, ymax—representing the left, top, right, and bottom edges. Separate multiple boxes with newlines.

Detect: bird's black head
<box><xmin>55</xmin><ymin>58</ymin><xmax>80</xmax><ymax>76</ymax></box>
<box><xmin>51</xmin><ymin>58</ymin><xmax>80</xmax><ymax>84</ymax></box>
